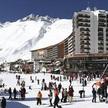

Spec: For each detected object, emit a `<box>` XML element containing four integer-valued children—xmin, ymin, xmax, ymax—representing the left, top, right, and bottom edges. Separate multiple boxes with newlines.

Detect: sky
<box><xmin>0</xmin><ymin>0</ymin><xmax>108</xmax><ymax>22</ymax></box>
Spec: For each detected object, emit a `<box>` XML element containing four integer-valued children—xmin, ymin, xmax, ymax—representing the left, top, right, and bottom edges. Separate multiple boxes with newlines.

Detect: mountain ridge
<box><xmin>0</xmin><ymin>15</ymin><xmax>72</xmax><ymax>63</ymax></box>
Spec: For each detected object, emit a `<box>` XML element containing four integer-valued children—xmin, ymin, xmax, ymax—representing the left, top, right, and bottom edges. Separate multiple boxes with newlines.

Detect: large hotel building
<box><xmin>31</xmin><ymin>8</ymin><xmax>108</xmax><ymax>74</ymax></box>
<box><xmin>72</xmin><ymin>7</ymin><xmax>108</xmax><ymax>54</ymax></box>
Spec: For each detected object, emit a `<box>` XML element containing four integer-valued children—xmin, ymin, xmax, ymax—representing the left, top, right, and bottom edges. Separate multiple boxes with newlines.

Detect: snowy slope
<box><xmin>32</xmin><ymin>19</ymin><xmax>72</xmax><ymax>50</ymax></box>
<box><xmin>0</xmin><ymin>15</ymin><xmax>72</xmax><ymax>62</ymax></box>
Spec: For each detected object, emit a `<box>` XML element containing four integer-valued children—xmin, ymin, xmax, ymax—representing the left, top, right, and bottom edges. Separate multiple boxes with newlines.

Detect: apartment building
<box><xmin>71</xmin><ymin>7</ymin><xmax>108</xmax><ymax>54</ymax></box>
<box><xmin>64</xmin><ymin>8</ymin><xmax>108</xmax><ymax>73</ymax></box>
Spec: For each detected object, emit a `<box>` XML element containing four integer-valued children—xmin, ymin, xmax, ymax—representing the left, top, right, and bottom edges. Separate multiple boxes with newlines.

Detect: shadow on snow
<box><xmin>7</xmin><ymin>101</ymin><xmax>29</xmax><ymax>108</ymax></box>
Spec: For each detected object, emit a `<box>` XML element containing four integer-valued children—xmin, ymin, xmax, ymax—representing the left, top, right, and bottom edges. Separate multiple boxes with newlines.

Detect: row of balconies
<box><xmin>98</xmin><ymin>19</ymin><xmax>107</xmax><ymax>22</ymax></box>
<box><xmin>98</xmin><ymin>28</ymin><xmax>103</xmax><ymax>31</ymax></box>
<box><xmin>98</xmin><ymin>23</ymin><xmax>107</xmax><ymax>27</ymax></box>
<box><xmin>81</xmin><ymin>33</ymin><xmax>90</xmax><ymax>36</ymax></box>
<box><xmin>77</xmin><ymin>23</ymin><xmax>90</xmax><ymax>27</ymax></box>
<box><xmin>98</xmin><ymin>36</ymin><xmax>103</xmax><ymax>40</ymax></box>
<box><xmin>77</xmin><ymin>14</ymin><xmax>90</xmax><ymax>18</ymax></box>
<box><xmin>98</xmin><ymin>32</ymin><xmax>104</xmax><ymax>36</ymax></box>
<box><xmin>77</xmin><ymin>18</ymin><xmax>90</xmax><ymax>22</ymax></box>
<box><xmin>80</xmin><ymin>48</ymin><xmax>90</xmax><ymax>53</ymax></box>
<box><xmin>99</xmin><ymin>14</ymin><xmax>108</xmax><ymax>18</ymax></box>
<box><xmin>80</xmin><ymin>28</ymin><xmax>90</xmax><ymax>31</ymax></box>
<box><xmin>80</xmin><ymin>40</ymin><xmax>90</xmax><ymax>45</ymax></box>
<box><xmin>98</xmin><ymin>14</ymin><xmax>107</xmax><ymax>18</ymax></box>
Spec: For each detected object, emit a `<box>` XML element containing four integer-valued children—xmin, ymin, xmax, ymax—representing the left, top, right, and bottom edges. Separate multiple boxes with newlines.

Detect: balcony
<box><xmin>84</xmin><ymin>37</ymin><xmax>90</xmax><ymax>41</ymax></box>
<box><xmin>98</xmin><ymin>23</ymin><xmax>106</xmax><ymax>27</ymax></box>
<box><xmin>98</xmin><ymin>37</ymin><xmax>103</xmax><ymax>40</ymax></box>
<box><xmin>98</xmin><ymin>19</ymin><xmax>106</xmax><ymax>22</ymax></box>
<box><xmin>98</xmin><ymin>28</ymin><xmax>103</xmax><ymax>31</ymax></box>
<box><xmin>98</xmin><ymin>14</ymin><xmax>106</xmax><ymax>18</ymax></box>
<box><xmin>77</xmin><ymin>18</ymin><xmax>90</xmax><ymax>22</ymax></box>
<box><xmin>78</xmin><ymin>23</ymin><xmax>90</xmax><ymax>27</ymax></box>
<box><xmin>80</xmin><ymin>28</ymin><xmax>90</xmax><ymax>32</ymax></box>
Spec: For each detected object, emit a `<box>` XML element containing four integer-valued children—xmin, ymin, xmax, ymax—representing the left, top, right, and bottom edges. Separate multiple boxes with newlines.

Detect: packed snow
<box><xmin>0</xmin><ymin>72</ymin><xmax>108</xmax><ymax>108</ymax></box>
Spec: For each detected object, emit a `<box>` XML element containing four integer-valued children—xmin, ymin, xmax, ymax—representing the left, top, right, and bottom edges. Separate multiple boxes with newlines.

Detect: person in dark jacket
<box><xmin>92</xmin><ymin>87</ymin><xmax>96</xmax><ymax>102</ymax></box>
<box><xmin>61</xmin><ymin>88</ymin><xmax>64</xmax><ymax>102</ymax></box>
<box><xmin>8</xmin><ymin>87</ymin><xmax>12</xmax><ymax>99</ymax></box>
<box><xmin>58</xmin><ymin>83</ymin><xmax>62</xmax><ymax>93</ymax></box>
<box><xmin>48</xmin><ymin>89</ymin><xmax>53</xmax><ymax>106</ymax></box>
<box><xmin>13</xmin><ymin>88</ymin><xmax>17</xmax><ymax>99</ymax></box>
<box><xmin>20</xmin><ymin>87</ymin><xmax>26</xmax><ymax>100</ymax></box>
<box><xmin>54</xmin><ymin>95</ymin><xmax>60</xmax><ymax>108</ymax></box>
<box><xmin>1</xmin><ymin>97</ymin><xmax>6</xmax><ymax>108</ymax></box>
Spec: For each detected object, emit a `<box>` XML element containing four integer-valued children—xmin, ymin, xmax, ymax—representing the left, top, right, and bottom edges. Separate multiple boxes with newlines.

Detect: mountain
<box><xmin>0</xmin><ymin>14</ymin><xmax>72</xmax><ymax>63</ymax></box>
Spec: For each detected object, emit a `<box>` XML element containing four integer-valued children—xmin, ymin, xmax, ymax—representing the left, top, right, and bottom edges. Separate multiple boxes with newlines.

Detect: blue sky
<box><xmin>0</xmin><ymin>0</ymin><xmax>108</xmax><ymax>22</ymax></box>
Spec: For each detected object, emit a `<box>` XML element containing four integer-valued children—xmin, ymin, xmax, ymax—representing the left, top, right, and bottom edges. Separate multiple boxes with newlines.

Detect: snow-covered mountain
<box><xmin>0</xmin><ymin>14</ymin><xmax>72</xmax><ymax>62</ymax></box>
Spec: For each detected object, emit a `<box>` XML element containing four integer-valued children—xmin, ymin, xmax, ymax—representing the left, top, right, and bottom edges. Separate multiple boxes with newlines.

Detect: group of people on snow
<box><xmin>1</xmin><ymin>72</ymin><xmax>108</xmax><ymax>108</ymax></box>
<box><xmin>92</xmin><ymin>77</ymin><xmax>108</xmax><ymax>103</ymax></box>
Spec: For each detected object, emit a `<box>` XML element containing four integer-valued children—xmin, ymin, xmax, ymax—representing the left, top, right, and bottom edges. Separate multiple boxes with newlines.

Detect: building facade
<box><xmin>71</xmin><ymin>8</ymin><xmax>108</xmax><ymax>54</ymax></box>
<box><xmin>64</xmin><ymin>8</ymin><xmax>108</xmax><ymax>74</ymax></box>
<box><xmin>31</xmin><ymin>42</ymin><xmax>64</xmax><ymax>72</ymax></box>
